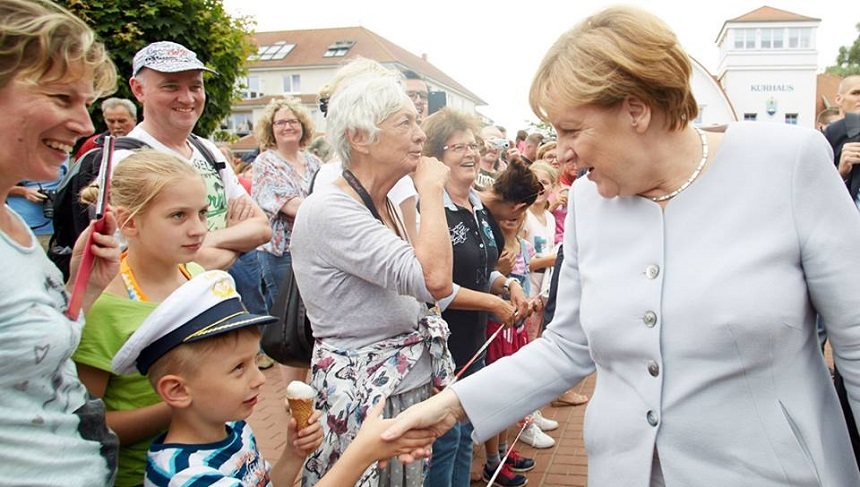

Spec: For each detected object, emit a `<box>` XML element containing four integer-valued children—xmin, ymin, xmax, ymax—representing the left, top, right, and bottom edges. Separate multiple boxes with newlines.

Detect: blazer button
<box><xmin>647</xmin><ymin>410</ymin><xmax>659</xmax><ymax>427</ymax></box>
<box><xmin>647</xmin><ymin>361</ymin><xmax>659</xmax><ymax>377</ymax></box>
<box><xmin>645</xmin><ymin>264</ymin><xmax>660</xmax><ymax>279</ymax></box>
<box><xmin>643</xmin><ymin>311</ymin><xmax>657</xmax><ymax>327</ymax></box>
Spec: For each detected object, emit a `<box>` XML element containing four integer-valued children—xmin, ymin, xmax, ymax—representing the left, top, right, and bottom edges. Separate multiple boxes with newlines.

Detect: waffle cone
<box><xmin>288</xmin><ymin>397</ymin><xmax>313</xmax><ymax>430</ymax></box>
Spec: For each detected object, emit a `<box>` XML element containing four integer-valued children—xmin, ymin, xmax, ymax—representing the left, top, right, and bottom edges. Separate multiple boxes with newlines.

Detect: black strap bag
<box><xmin>259</xmin><ymin>166</ymin><xmax>325</xmax><ymax>368</ymax></box>
<box><xmin>260</xmin><ymin>263</ymin><xmax>314</xmax><ymax>367</ymax></box>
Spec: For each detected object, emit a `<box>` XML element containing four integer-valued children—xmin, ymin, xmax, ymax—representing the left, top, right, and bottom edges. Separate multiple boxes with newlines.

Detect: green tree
<box><xmin>826</xmin><ymin>22</ymin><xmax>860</xmax><ymax>77</ymax></box>
<box><xmin>57</xmin><ymin>0</ymin><xmax>255</xmax><ymax>137</ymax></box>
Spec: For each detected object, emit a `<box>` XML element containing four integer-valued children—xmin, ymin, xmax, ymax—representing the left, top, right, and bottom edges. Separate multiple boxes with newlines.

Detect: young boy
<box><xmin>112</xmin><ymin>270</ymin><xmax>436</xmax><ymax>486</ymax></box>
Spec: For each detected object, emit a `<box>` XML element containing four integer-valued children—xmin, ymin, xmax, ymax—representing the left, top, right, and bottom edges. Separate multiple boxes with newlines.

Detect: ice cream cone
<box><xmin>288</xmin><ymin>397</ymin><xmax>314</xmax><ymax>430</ymax></box>
<box><xmin>285</xmin><ymin>381</ymin><xmax>316</xmax><ymax>430</ymax></box>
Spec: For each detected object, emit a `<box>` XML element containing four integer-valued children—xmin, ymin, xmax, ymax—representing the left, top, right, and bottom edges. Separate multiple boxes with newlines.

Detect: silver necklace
<box><xmin>650</xmin><ymin>126</ymin><xmax>709</xmax><ymax>202</ymax></box>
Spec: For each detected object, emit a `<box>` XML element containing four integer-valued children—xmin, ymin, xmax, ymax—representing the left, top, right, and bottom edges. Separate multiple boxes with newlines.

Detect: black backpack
<box><xmin>47</xmin><ymin>134</ymin><xmax>226</xmax><ymax>279</ymax></box>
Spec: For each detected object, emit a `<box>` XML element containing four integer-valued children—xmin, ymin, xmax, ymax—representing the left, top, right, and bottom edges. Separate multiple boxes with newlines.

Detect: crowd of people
<box><xmin>3</xmin><ymin>1</ymin><xmax>860</xmax><ymax>486</ymax></box>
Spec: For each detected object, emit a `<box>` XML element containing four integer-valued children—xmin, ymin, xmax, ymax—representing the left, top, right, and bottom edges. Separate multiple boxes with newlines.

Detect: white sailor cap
<box><xmin>112</xmin><ymin>270</ymin><xmax>275</xmax><ymax>375</ymax></box>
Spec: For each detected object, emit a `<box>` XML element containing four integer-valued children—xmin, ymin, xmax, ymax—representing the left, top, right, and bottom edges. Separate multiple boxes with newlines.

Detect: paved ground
<box><xmin>247</xmin><ymin>366</ymin><xmax>595</xmax><ymax>486</ymax></box>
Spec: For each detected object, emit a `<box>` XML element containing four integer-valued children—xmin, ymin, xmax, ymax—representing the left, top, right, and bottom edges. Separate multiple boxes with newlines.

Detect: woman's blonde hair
<box><xmin>0</xmin><ymin>0</ymin><xmax>116</xmax><ymax>95</ymax></box>
<box><xmin>529</xmin><ymin>6</ymin><xmax>697</xmax><ymax>131</ymax></box>
<box><xmin>529</xmin><ymin>162</ymin><xmax>557</xmax><ymax>210</ymax></box>
<box><xmin>255</xmin><ymin>97</ymin><xmax>314</xmax><ymax>149</ymax></box>
<box><xmin>80</xmin><ymin>150</ymin><xmax>201</xmax><ymax>228</ymax></box>
<box><xmin>530</xmin><ymin>161</ymin><xmax>558</xmax><ymax>186</ymax></box>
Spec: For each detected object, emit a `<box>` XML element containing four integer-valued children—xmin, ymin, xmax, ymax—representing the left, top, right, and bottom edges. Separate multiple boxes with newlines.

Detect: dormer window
<box><xmin>324</xmin><ymin>40</ymin><xmax>355</xmax><ymax>57</ymax></box>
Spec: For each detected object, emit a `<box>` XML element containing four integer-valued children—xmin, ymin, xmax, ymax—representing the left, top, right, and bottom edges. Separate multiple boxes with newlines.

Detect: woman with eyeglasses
<box><xmin>251</xmin><ymin>98</ymin><xmax>322</xmax><ymax>390</ymax></box>
<box><xmin>420</xmin><ymin>108</ymin><xmax>542</xmax><ymax>487</ymax></box>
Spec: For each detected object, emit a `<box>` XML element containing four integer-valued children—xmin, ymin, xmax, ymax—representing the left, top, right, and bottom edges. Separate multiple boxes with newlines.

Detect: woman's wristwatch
<box><xmin>503</xmin><ymin>277</ymin><xmax>519</xmax><ymax>294</ymax></box>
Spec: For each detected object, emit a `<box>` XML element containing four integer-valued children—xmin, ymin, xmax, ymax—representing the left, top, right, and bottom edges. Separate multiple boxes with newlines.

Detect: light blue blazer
<box><xmin>452</xmin><ymin>122</ymin><xmax>860</xmax><ymax>486</ymax></box>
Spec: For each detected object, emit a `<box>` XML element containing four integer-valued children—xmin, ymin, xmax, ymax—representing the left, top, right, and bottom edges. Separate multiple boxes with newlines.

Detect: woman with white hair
<box><xmin>290</xmin><ymin>60</ymin><xmax>454</xmax><ymax>486</ymax></box>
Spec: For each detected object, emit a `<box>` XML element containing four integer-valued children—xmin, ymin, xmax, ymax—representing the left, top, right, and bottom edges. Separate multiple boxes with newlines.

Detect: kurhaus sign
<box><xmin>750</xmin><ymin>84</ymin><xmax>795</xmax><ymax>92</ymax></box>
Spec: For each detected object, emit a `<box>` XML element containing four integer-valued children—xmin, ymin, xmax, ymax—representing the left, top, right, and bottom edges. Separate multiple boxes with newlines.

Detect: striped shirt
<box><xmin>145</xmin><ymin>421</ymin><xmax>270</xmax><ymax>486</ymax></box>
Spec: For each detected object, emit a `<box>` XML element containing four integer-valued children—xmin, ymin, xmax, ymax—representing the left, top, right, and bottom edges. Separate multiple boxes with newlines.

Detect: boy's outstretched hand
<box><xmin>354</xmin><ymin>399</ymin><xmax>436</xmax><ymax>469</ymax></box>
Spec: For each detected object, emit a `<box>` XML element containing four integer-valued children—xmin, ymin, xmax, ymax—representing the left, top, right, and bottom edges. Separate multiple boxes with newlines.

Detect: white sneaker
<box><xmin>519</xmin><ymin>422</ymin><xmax>555</xmax><ymax>449</ymax></box>
<box><xmin>532</xmin><ymin>409</ymin><xmax>558</xmax><ymax>432</ymax></box>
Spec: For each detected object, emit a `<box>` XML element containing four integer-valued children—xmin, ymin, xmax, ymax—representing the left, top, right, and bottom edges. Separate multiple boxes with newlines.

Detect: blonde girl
<box><xmin>523</xmin><ymin>162</ymin><xmax>558</xmax><ymax>311</ymax></box>
<box><xmin>73</xmin><ymin>150</ymin><xmax>209</xmax><ymax>486</ymax></box>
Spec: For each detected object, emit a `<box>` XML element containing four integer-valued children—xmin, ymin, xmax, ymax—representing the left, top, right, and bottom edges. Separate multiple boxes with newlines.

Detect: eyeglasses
<box><xmin>273</xmin><ymin>118</ymin><xmax>301</xmax><ymax>128</ymax></box>
<box><xmin>406</xmin><ymin>90</ymin><xmax>428</xmax><ymax>101</ymax></box>
<box><xmin>443</xmin><ymin>143</ymin><xmax>480</xmax><ymax>154</ymax></box>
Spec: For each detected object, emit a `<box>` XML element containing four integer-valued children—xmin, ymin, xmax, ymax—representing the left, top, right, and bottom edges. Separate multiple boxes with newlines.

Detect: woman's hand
<box><xmin>67</xmin><ymin>209</ymin><xmax>120</xmax><ymax>315</ymax></box>
<box><xmin>413</xmin><ymin>156</ymin><xmax>449</xmax><ymax>195</ymax></box>
<box><xmin>382</xmin><ymin>389</ymin><xmax>464</xmax><ymax>463</ymax></box>
<box><xmin>551</xmin><ymin>187</ymin><xmax>569</xmax><ymax>211</ymax></box>
<box><xmin>67</xmin><ymin>209</ymin><xmax>120</xmax><ymax>292</ymax></box>
<box><xmin>354</xmin><ymin>400</ymin><xmax>437</xmax><ymax>469</ymax></box>
<box><xmin>529</xmin><ymin>296</ymin><xmax>545</xmax><ymax>314</ymax></box>
<box><xmin>491</xmin><ymin>296</ymin><xmax>516</xmax><ymax>327</ymax></box>
<box><xmin>509</xmin><ymin>281</ymin><xmax>530</xmax><ymax>321</ymax></box>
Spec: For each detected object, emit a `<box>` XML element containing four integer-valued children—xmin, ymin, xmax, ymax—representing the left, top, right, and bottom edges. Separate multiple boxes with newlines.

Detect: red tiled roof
<box><xmin>716</xmin><ymin>6</ymin><xmax>820</xmax><ymax>45</ymax></box>
<box><xmin>249</xmin><ymin>26</ymin><xmax>484</xmax><ymax>103</ymax></box>
<box><xmin>727</xmin><ymin>5</ymin><xmax>819</xmax><ymax>23</ymax></box>
<box><xmin>234</xmin><ymin>94</ymin><xmax>318</xmax><ymax>109</ymax></box>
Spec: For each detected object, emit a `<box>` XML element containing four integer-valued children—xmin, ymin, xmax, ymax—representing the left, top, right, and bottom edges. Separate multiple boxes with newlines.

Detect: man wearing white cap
<box><xmin>117</xmin><ymin>41</ymin><xmax>271</xmax><ymax>271</ymax></box>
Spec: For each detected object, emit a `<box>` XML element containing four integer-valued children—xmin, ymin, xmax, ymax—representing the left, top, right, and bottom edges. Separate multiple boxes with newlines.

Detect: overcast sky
<box><xmin>223</xmin><ymin>0</ymin><xmax>856</xmax><ymax>133</ymax></box>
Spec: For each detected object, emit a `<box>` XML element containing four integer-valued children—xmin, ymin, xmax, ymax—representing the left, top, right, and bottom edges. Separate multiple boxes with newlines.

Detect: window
<box><xmin>760</xmin><ymin>29</ymin><xmax>784</xmax><ymax>49</ymax></box>
<box><xmin>324</xmin><ymin>40</ymin><xmax>355</xmax><ymax>57</ymax></box>
<box><xmin>785</xmin><ymin>113</ymin><xmax>798</xmax><ymax>125</ymax></box>
<box><xmin>229</xmin><ymin>113</ymin><xmax>254</xmax><ymax>135</ymax></box>
<box><xmin>788</xmin><ymin>28</ymin><xmax>811</xmax><ymax>48</ymax></box>
<box><xmin>772</xmin><ymin>29</ymin><xmax>784</xmax><ymax>49</ymax></box>
<box><xmin>744</xmin><ymin>113</ymin><xmax>758</xmax><ymax>121</ymax></box>
<box><xmin>250</xmin><ymin>41</ymin><xmax>295</xmax><ymax>61</ymax></box>
<box><xmin>246</xmin><ymin>76</ymin><xmax>261</xmax><ymax>93</ymax></box>
<box><xmin>734</xmin><ymin>29</ymin><xmax>755</xmax><ymax>49</ymax></box>
<box><xmin>238</xmin><ymin>76</ymin><xmax>262</xmax><ymax>99</ymax></box>
<box><xmin>283</xmin><ymin>74</ymin><xmax>301</xmax><ymax>93</ymax></box>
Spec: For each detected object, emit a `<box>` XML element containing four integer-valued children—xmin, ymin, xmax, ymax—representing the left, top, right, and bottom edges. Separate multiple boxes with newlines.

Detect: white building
<box><xmin>714</xmin><ymin>6</ymin><xmax>821</xmax><ymax>127</ymax></box>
